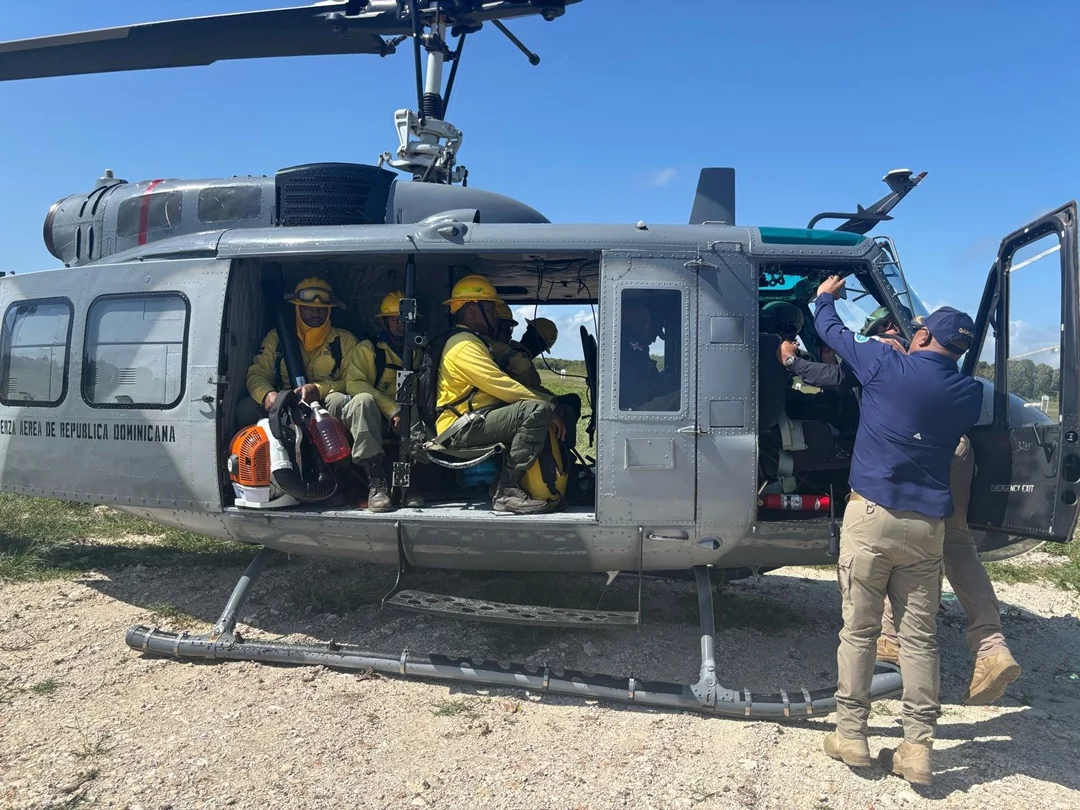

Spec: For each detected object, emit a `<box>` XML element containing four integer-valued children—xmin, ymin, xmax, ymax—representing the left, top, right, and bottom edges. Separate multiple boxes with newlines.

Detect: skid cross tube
<box><xmin>126</xmin><ymin>555</ymin><xmax>903</xmax><ymax>718</ymax></box>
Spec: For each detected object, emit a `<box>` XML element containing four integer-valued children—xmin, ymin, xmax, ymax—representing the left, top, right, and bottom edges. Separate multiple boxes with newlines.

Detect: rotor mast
<box><xmin>380</xmin><ymin>1</ymin><xmax>543</xmax><ymax>185</ymax></box>
<box><xmin>381</xmin><ymin>8</ymin><xmax>466</xmax><ymax>185</ymax></box>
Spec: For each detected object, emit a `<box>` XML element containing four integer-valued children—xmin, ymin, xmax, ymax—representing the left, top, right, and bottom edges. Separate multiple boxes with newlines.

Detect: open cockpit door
<box><xmin>0</xmin><ymin>257</ymin><xmax>230</xmax><ymax>512</ymax></box>
<box><xmin>966</xmin><ymin>202</ymin><xmax>1080</xmax><ymax>542</ymax></box>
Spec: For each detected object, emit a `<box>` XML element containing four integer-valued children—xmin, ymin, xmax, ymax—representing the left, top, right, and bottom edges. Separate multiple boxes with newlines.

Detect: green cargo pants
<box><xmin>447</xmin><ymin>399</ymin><xmax>555</xmax><ymax>472</ymax></box>
<box><xmin>836</xmin><ymin>495</ymin><xmax>944</xmax><ymax>744</ymax></box>
<box><xmin>326</xmin><ymin>392</ymin><xmax>385</xmax><ymax>464</ymax></box>
<box><xmin>881</xmin><ymin>436</ymin><xmax>1007</xmax><ymax>658</ymax></box>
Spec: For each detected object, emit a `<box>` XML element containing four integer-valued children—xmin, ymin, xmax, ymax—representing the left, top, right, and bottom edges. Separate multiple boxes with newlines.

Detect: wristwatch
<box><xmin>784</xmin><ymin>354</ymin><xmax>797</xmax><ymax>368</ymax></box>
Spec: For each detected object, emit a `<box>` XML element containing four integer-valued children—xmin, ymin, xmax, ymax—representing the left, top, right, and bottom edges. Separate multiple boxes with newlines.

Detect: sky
<box><xmin>0</xmin><ymin>0</ymin><xmax>1075</xmax><ymax>365</ymax></box>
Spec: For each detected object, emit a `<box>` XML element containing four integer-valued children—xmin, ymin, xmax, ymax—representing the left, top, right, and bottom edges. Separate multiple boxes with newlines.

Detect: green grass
<box><xmin>70</xmin><ymin>725</ymin><xmax>115</xmax><ymax>760</ymax></box>
<box><xmin>430</xmin><ymin>697</ymin><xmax>481</xmax><ymax>718</ymax></box>
<box><xmin>0</xmin><ymin>494</ymin><xmax>251</xmax><ymax>583</ymax></box>
<box><xmin>986</xmin><ymin>534</ymin><xmax>1080</xmax><ymax>591</ymax></box>
<box><xmin>30</xmin><ymin>677</ymin><xmax>63</xmax><ymax>696</ymax></box>
<box><xmin>537</xmin><ymin>368</ymin><xmax>592</xmax><ymax>453</ymax></box>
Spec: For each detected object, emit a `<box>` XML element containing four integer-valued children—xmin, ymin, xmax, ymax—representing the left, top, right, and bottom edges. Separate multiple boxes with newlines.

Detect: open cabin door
<box><xmin>0</xmin><ymin>257</ymin><xmax>230</xmax><ymax>511</ymax></box>
<box><xmin>966</xmin><ymin>202</ymin><xmax>1080</xmax><ymax>543</ymax></box>
<box><xmin>598</xmin><ymin>252</ymin><xmax>697</xmax><ymax>531</ymax></box>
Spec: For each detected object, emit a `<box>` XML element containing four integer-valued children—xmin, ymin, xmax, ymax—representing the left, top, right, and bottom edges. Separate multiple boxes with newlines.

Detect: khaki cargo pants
<box><xmin>836</xmin><ymin>495</ymin><xmax>944</xmax><ymax>743</ymax></box>
<box><xmin>881</xmin><ymin>436</ymin><xmax>1007</xmax><ymax>658</ymax></box>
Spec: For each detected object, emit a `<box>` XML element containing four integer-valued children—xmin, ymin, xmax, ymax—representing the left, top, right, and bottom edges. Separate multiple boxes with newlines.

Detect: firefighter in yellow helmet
<box><xmin>239</xmin><ymin>277</ymin><xmax>358</xmax><ymax>428</ymax></box>
<box><xmin>340</xmin><ymin>291</ymin><xmax>423</xmax><ymax>511</ymax></box>
<box><xmin>436</xmin><ymin>274</ymin><xmax>566</xmax><ymax>514</ymax></box>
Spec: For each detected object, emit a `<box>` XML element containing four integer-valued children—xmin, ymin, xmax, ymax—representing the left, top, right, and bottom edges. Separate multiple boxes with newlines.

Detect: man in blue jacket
<box><xmin>813</xmin><ymin>275</ymin><xmax>982</xmax><ymax>786</ymax></box>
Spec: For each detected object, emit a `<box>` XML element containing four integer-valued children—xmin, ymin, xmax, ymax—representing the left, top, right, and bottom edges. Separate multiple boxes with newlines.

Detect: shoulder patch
<box><xmin>854</xmin><ymin>334</ymin><xmax>870</xmax><ymax>343</ymax></box>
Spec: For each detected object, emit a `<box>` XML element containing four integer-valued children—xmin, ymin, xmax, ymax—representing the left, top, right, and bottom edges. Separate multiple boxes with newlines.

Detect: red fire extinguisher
<box><xmin>758</xmin><ymin>493</ymin><xmax>831</xmax><ymax>512</ymax></box>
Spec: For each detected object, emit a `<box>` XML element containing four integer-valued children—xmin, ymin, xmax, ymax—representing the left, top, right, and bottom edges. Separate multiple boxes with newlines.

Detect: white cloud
<box><xmin>647</xmin><ymin>167</ymin><xmax>678</xmax><ymax>187</ymax></box>
<box><xmin>1007</xmin><ymin>319</ymin><xmax>1060</xmax><ymax>363</ymax></box>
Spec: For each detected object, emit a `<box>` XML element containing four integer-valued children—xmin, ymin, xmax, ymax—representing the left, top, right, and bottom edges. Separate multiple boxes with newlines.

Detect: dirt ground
<box><xmin>2</xmin><ymin>549</ymin><xmax>1079</xmax><ymax>810</ymax></box>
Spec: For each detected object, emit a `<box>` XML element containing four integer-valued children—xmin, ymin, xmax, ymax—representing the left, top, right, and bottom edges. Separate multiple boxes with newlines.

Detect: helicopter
<box><xmin>0</xmin><ymin>1</ymin><xmax>1077</xmax><ymax>720</ymax></box>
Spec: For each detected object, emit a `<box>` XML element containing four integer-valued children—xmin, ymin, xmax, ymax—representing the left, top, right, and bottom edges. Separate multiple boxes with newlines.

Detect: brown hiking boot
<box><xmin>879</xmin><ymin>740</ymin><xmax>933</xmax><ymax>785</ymax></box>
<box><xmin>963</xmin><ymin>651</ymin><xmax>1021</xmax><ymax>705</ymax></box>
<box><xmin>493</xmin><ymin>485</ymin><xmax>550</xmax><ymax>515</ymax></box>
<box><xmin>876</xmin><ymin>636</ymin><xmax>900</xmax><ymax>664</ymax></box>
<box><xmin>403</xmin><ymin>487</ymin><xmax>425</xmax><ymax>508</ymax></box>
<box><xmin>823</xmin><ymin>731</ymin><xmax>871</xmax><ymax>767</ymax></box>
<box><xmin>360</xmin><ymin>457</ymin><xmax>394</xmax><ymax>513</ymax></box>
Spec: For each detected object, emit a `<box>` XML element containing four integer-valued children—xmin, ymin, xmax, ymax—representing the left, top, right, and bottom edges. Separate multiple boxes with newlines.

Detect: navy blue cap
<box><xmin>913</xmin><ymin>307</ymin><xmax>976</xmax><ymax>354</ymax></box>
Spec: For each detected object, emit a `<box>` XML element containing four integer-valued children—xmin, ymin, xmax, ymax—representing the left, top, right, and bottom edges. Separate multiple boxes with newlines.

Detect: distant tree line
<box><xmin>975</xmin><ymin>359</ymin><xmax>1060</xmax><ymax>401</ymax></box>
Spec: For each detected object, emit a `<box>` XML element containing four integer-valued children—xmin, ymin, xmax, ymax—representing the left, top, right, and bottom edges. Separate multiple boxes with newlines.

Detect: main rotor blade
<box><xmin>0</xmin><ymin>4</ymin><xmax>406</xmax><ymax>82</ymax></box>
<box><xmin>0</xmin><ymin>1</ymin><xmax>583</xmax><ymax>83</ymax></box>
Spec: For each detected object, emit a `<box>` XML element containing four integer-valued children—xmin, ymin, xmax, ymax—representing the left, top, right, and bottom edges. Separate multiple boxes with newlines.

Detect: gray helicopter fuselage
<box><xmin>0</xmin><ymin>212</ymin><xmax>1056</xmax><ymax>571</ymax></box>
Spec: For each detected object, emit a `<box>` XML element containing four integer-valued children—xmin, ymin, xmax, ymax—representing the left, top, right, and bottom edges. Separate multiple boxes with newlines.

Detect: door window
<box><xmin>0</xmin><ymin>298</ymin><xmax>72</xmax><ymax>406</ymax></box>
<box><xmin>617</xmin><ymin>288</ymin><xmax>681</xmax><ymax>412</ymax></box>
<box><xmin>84</xmin><ymin>294</ymin><xmax>189</xmax><ymax>408</ymax></box>
<box><xmin>1003</xmin><ymin>232</ymin><xmax>1062</xmax><ymax>421</ymax></box>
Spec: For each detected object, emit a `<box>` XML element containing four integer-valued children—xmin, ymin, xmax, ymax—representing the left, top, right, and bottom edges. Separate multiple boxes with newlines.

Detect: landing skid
<box><xmin>125</xmin><ymin>548</ymin><xmax>903</xmax><ymax>718</ymax></box>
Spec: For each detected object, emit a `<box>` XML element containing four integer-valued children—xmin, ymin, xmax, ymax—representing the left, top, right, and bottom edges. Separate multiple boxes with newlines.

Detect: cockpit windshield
<box><xmin>831</xmin><ymin>237</ymin><xmax>930</xmax><ymax>334</ymax></box>
<box><xmin>872</xmin><ymin>237</ymin><xmax>930</xmax><ymax>319</ymax></box>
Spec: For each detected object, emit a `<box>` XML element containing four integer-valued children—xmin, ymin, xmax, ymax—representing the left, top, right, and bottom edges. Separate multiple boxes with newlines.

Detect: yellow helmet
<box><xmin>378</xmin><ymin>291</ymin><xmax>404</xmax><ymax>317</ymax></box>
<box><xmin>526</xmin><ymin>317</ymin><xmax>558</xmax><ymax>351</ymax></box>
<box><xmin>494</xmin><ymin>301</ymin><xmax>518</xmax><ymax>324</ymax></box>
<box><xmin>284</xmin><ymin>277</ymin><xmax>345</xmax><ymax>309</ymax></box>
<box><xmin>444</xmin><ymin>274</ymin><xmax>501</xmax><ymax>314</ymax></box>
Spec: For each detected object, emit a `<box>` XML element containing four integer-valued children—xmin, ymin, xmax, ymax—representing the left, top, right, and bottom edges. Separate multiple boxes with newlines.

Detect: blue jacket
<box><xmin>814</xmin><ymin>293</ymin><xmax>983</xmax><ymax>518</ymax></box>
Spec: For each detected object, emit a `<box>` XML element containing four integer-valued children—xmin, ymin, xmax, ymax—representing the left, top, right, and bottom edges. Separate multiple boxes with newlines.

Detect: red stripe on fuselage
<box><xmin>137</xmin><ymin>179</ymin><xmax>164</xmax><ymax>245</ymax></box>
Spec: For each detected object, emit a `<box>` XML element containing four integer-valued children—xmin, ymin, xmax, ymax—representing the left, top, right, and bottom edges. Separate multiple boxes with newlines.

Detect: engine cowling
<box><xmin>44</xmin><ymin>163</ymin><xmax>549</xmax><ymax>267</ymax></box>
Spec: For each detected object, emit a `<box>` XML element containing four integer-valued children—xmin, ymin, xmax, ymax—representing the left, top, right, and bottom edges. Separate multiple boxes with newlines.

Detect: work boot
<box><xmin>360</xmin><ymin>457</ymin><xmax>394</xmax><ymax>513</ymax></box>
<box><xmin>492</xmin><ymin>468</ymin><xmax>549</xmax><ymax>515</ymax></box>
<box><xmin>879</xmin><ymin>740</ymin><xmax>933</xmax><ymax>786</ymax></box>
<box><xmin>403</xmin><ymin>487</ymin><xmax>425</xmax><ymax>508</ymax></box>
<box><xmin>876</xmin><ymin>636</ymin><xmax>900</xmax><ymax>664</ymax></box>
<box><xmin>963</xmin><ymin>650</ymin><xmax>1021</xmax><ymax>705</ymax></box>
<box><xmin>823</xmin><ymin>731</ymin><xmax>871</xmax><ymax>768</ymax></box>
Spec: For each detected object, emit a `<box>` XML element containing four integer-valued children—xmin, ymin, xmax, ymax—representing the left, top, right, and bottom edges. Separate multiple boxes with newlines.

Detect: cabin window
<box><xmin>83</xmin><ymin>294</ymin><xmax>189</xmax><ymax>409</ymax></box>
<box><xmin>0</xmin><ymin>298</ymin><xmax>73</xmax><ymax>407</ymax></box>
<box><xmin>617</xmin><ymin>288</ymin><xmax>682</xmax><ymax>412</ymax></box>
<box><xmin>116</xmin><ymin>191</ymin><xmax>184</xmax><ymax>239</ymax></box>
<box><xmin>198</xmin><ymin>186</ymin><xmax>263</xmax><ymax>223</ymax></box>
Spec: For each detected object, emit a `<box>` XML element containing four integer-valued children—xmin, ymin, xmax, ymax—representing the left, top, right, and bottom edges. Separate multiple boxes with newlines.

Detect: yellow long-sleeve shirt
<box><xmin>436</xmin><ymin>331</ymin><xmax>550</xmax><ymax>435</ymax></box>
<box><xmin>344</xmin><ymin>338</ymin><xmax>405</xmax><ymax>420</ymax></box>
<box><xmin>246</xmin><ymin>327</ymin><xmax>359</xmax><ymax>406</ymax></box>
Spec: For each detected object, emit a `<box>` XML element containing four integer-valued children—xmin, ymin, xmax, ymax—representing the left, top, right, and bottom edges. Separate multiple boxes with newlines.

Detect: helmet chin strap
<box><xmin>478</xmin><ymin>302</ymin><xmax>496</xmax><ymax>336</ymax></box>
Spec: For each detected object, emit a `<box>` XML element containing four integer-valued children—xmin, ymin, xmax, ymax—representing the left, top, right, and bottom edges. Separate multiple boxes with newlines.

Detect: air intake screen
<box><xmin>275</xmin><ymin>163</ymin><xmax>395</xmax><ymax>227</ymax></box>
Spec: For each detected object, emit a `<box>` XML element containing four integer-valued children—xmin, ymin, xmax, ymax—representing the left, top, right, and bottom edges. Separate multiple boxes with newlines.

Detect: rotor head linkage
<box><xmin>492</xmin><ymin>19</ymin><xmax>540</xmax><ymax>65</ymax></box>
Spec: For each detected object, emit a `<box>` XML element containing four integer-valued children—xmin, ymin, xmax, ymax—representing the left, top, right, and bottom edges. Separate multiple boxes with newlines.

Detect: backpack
<box><xmin>414</xmin><ymin>327</ymin><xmax>463</xmax><ymax>438</ymax></box>
<box><xmin>368</xmin><ymin>339</ymin><xmax>402</xmax><ymax>395</ymax></box>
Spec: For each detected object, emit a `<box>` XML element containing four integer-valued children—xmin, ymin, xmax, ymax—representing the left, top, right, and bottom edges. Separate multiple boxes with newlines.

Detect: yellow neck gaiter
<box><xmin>296</xmin><ymin>307</ymin><xmax>332</xmax><ymax>353</ymax></box>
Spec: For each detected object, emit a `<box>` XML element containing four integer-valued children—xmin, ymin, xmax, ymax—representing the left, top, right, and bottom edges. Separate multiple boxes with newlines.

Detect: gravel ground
<box><xmin>1</xmin><ymin>548</ymin><xmax>1079</xmax><ymax>810</ymax></box>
